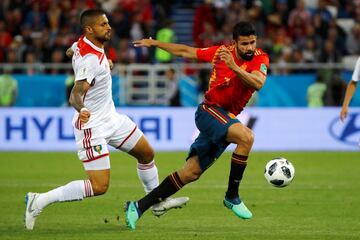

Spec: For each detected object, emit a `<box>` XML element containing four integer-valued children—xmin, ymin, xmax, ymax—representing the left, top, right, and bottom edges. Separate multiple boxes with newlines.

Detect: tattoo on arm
<box><xmin>69</xmin><ymin>80</ymin><xmax>91</xmax><ymax>112</ymax></box>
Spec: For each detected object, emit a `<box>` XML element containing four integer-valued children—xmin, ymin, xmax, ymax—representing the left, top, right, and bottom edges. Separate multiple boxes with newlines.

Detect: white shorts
<box><xmin>74</xmin><ymin>113</ymin><xmax>143</xmax><ymax>170</ymax></box>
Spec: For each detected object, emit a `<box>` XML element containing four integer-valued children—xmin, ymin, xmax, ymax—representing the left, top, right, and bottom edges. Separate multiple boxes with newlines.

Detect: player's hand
<box><xmin>79</xmin><ymin>108</ymin><xmax>90</xmax><ymax>126</ymax></box>
<box><xmin>108</xmin><ymin>59</ymin><xmax>114</xmax><ymax>70</ymax></box>
<box><xmin>219</xmin><ymin>46</ymin><xmax>236</xmax><ymax>70</ymax></box>
<box><xmin>133</xmin><ymin>37</ymin><xmax>155</xmax><ymax>48</ymax></box>
<box><xmin>340</xmin><ymin>107</ymin><xmax>348</xmax><ymax>122</ymax></box>
<box><xmin>66</xmin><ymin>48</ymin><xmax>74</xmax><ymax>58</ymax></box>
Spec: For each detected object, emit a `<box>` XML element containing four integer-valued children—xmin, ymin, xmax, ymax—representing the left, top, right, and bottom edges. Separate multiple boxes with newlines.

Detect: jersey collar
<box><xmin>83</xmin><ymin>36</ymin><xmax>104</xmax><ymax>54</ymax></box>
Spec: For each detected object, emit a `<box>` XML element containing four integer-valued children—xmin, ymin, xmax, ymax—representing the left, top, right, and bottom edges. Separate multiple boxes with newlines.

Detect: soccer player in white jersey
<box><xmin>24</xmin><ymin>9</ymin><xmax>188</xmax><ymax>230</ymax></box>
<box><xmin>340</xmin><ymin>57</ymin><xmax>360</xmax><ymax>121</ymax></box>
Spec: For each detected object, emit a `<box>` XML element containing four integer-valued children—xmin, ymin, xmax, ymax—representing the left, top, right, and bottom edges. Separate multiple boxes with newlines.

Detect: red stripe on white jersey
<box><xmin>83</xmin><ymin>153</ymin><xmax>109</xmax><ymax>163</ymax></box>
<box><xmin>117</xmin><ymin>126</ymin><xmax>137</xmax><ymax>149</ymax></box>
<box><xmin>99</xmin><ymin>54</ymin><xmax>105</xmax><ymax>64</ymax></box>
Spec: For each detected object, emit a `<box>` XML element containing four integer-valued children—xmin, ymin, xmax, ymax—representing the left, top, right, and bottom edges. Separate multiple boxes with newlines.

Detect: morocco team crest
<box><xmin>94</xmin><ymin>145</ymin><xmax>102</xmax><ymax>154</ymax></box>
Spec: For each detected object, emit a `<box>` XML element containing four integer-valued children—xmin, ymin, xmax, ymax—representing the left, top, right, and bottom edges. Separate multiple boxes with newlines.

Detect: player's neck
<box><xmin>86</xmin><ymin>35</ymin><xmax>104</xmax><ymax>49</ymax></box>
<box><xmin>234</xmin><ymin>50</ymin><xmax>242</xmax><ymax>61</ymax></box>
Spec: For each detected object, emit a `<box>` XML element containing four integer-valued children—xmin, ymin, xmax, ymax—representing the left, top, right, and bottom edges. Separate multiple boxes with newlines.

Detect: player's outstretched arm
<box><xmin>340</xmin><ymin>81</ymin><xmax>358</xmax><ymax>122</ymax></box>
<box><xmin>133</xmin><ymin>38</ymin><xmax>198</xmax><ymax>59</ymax></box>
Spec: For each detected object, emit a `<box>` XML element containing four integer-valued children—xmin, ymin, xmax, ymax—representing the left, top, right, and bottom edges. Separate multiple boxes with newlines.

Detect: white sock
<box><xmin>36</xmin><ymin>180</ymin><xmax>94</xmax><ymax>209</ymax></box>
<box><xmin>137</xmin><ymin>160</ymin><xmax>159</xmax><ymax>194</ymax></box>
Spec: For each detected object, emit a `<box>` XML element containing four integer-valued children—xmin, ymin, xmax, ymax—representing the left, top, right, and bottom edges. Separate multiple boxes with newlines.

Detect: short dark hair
<box><xmin>232</xmin><ymin>22</ymin><xmax>256</xmax><ymax>40</ymax></box>
<box><xmin>80</xmin><ymin>9</ymin><xmax>106</xmax><ymax>29</ymax></box>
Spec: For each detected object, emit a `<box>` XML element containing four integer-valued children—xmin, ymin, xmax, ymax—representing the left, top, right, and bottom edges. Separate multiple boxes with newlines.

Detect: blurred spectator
<box><xmin>0</xmin><ymin>20</ymin><xmax>13</xmax><ymax>50</ymax></box>
<box><xmin>226</xmin><ymin>0</ymin><xmax>248</xmax><ymax>25</ymax></box>
<box><xmin>247</xmin><ymin>0</ymin><xmax>266</xmax><ymax>38</ymax></box>
<box><xmin>276</xmin><ymin>47</ymin><xmax>292</xmax><ymax>75</ymax></box>
<box><xmin>326</xmin><ymin>18</ymin><xmax>348</xmax><ymax>55</ymax></box>
<box><xmin>155</xmin><ymin>19</ymin><xmax>175</xmax><ymax>63</ymax></box>
<box><xmin>0</xmin><ymin>0</ymin><xmax>357</xmax><ymax>69</ymax></box>
<box><xmin>117</xmin><ymin>39</ymin><xmax>136</xmax><ymax>64</ymax></box>
<box><xmin>5</xmin><ymin>49</ymin><xmax>22</xmax><ymax>74</ymax></box>
<box><xmin>336</xmin><ymin>0</ymin><xmax>354</xmax><ymax>18</ymax></box>
<box><xmin>197</xmin><ymin>21</ymin><xmax>218</xmax><ymax>47</ymax></box>
<box><xmin>164</xmin><ymin>68</ymin><xmax>181</xmax><ymax>106</ymax></box>
<box><xmin>327</xmin><ymin>72</ymin><xmax>347</xmax><ymax>106</ymax></box>
<box><xmin>313</xmin><ymin>0</ymin><xmax>333</xmax><ymax>24</ymax></box>
<box><xmin>318</xmin><ymin>40</ymin><xmax>342</xmax><ymax>63</ymax></box>
<box><xmin>0</xmin><ymin>67</ymin><xmax>18</xmax><ymax>106</ymax></box>
<box><xmin>291</xmin><ymin>48</ymin><xmax>307</xmax><ymax>73</ymax></box>
<box><xmin>47</xmin><ymin>48</ymin><xmax>65</xmax><ymax>74</ymax></box>
<box><xmin>111</xmin><ymin>7</ymin><xmax>131</xmax><ymax>39</ymax></box>
<box><xmin>267</xmin><ymin>0</ymin><xmax>289</xmax><ymax>28</ymax></box>
<box><xmin>130</xmin><ymin>12</ymin><xmax>149</xmax><ymax>62</ymax></box>
<box><xmin>24</xmin><ymin>2</ymin><xmax>47</xmax><ymax>32</ymax></box>
<box><xmin>212</xmin><ymin>0</ymin><xmax>228</xmax><ymax>30</ymax></box>
<box><xmin>98</xmin><ymin>0</ymin><xmax>119</xmax><ymax>13</ymax></box>
<box><xmin>23</xmin><ymin>52</ymin><xmax>41</xmax><ymax>75</ymax></box>
<box><xmin>287</xmin><ymin>0</ymin><xmax>311</xmax><ymax>42</ymax></box>
<box><xmin>138</xmin><ymin>0</ymin><xmax>154</xmax><ymax>37</ymax></box>
<box><xmin>105</xmin><ymin>43</ymin><xmax>118</xmax><ymax>62</ymax></box>
<box><xmin>193</xmin><ymin>0</ymin><xmax>216</xmax><ymax>47</ymax></box>
<box><xmin>347</xmin><ymin>23</ymin><xmax>360</xmax><ymax>55</ymax></box>
<box><xmin>302</xmin><ymin>38</ymin><xmax>317</xmax><ymax>63</ymax></box>
<box><xmin>153</xmin><ymin>0</ymin><xmax>174</xmax><ymax>29</ymax></box>
<box><xmin>9</xmin><ymin>35</ymin><xmax>26</xmax><ymax>62</ymax></box>
<box><xmin>216</xmin><ymin>22</ymin><xmax>233</xmax><ymax>45</ymax></box>
<box><xmin>307</xmin><ymin>75</ymin><xmax>327</xmax><ymax>107</ymax></box>
<box><xmin>46</xmin><ymin>1</ymin><xmax>66</xmax><ymax>33</ymax></box>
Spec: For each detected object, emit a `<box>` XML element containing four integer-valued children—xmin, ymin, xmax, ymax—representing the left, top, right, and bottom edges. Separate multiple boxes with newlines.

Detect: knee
<box><xmin>181</xmin><ymin>169</ymin><xmax>202</xmax><ymax>184</ymax></box>
<box><xmin>236</xmin><ymin>129</ymin><xmax>254</xmax><ymax>148</ymax></box>
<box><xmin>91</xmin><ymin>180</ymin><xmax>109</xmax><ymax>196</ymax></box>
<box><xmin>244</xmin><ymin>130</ymin><xmax>254</xmax><ymax>147</ymax></box>
<box><xmin>139</xmin><ymin>147</ymin><xmax>155</xmax><ymax>164</ymax></box>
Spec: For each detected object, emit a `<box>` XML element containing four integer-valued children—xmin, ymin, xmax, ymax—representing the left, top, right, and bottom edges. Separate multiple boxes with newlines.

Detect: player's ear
<box><xmin>85</xmin><ymin>26</ymin><xmax>93</xmax><ymax>34</ymax></box>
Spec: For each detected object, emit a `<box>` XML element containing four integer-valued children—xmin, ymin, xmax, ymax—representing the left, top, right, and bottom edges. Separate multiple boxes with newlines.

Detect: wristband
<box><xmin>80</xmin><ymin>107</ymin><xmax>89</xmax><ymax>112</ymax></box>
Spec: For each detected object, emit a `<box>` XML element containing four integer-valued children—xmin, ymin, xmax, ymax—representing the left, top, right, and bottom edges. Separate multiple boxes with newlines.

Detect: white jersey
<box><xmin>71</xmin><ymin>36</ymin><xmax>116</xmax><ymax>129</ymax></box>
<box><xmin>351</xmin><ymin>57</ymin><xmax>360</xmax><ymax>82</ymax></box>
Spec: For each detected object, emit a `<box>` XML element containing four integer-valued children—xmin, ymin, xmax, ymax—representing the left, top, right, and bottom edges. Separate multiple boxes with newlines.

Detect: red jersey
<box><xmin>196</xmin><ymin>45</ymin><xmax>269</xmax><ymax>115</ymax></box>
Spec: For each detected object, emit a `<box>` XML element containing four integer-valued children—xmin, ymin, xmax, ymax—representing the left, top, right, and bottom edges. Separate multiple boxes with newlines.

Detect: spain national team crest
<box><xmin>260</xmin><ymin>63</ymin><xmax>267</xmax><ymax>74</ymax></box>
<box><xmin>94</xmin><ymin>145</ymin><xmax>102</xmax><ymax>154</ymax></box>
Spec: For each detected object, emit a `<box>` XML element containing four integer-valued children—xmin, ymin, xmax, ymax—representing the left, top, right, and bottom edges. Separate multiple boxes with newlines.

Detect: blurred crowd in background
<box><xmin>0</xmin><ymin>0</ymin><xmax>359</xmax><ymax>68</ymax></box>
<box><xmin>0</xmin><ymin>0</ymin><xmax>359</xmax><ymax>107</ymax></box>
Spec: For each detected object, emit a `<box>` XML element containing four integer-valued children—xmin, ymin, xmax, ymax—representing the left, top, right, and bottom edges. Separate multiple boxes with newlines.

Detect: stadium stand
<box><xmin>0</xmin><ymin>0</ymin><xmax>359</xmax><ymax>106</ymax></box>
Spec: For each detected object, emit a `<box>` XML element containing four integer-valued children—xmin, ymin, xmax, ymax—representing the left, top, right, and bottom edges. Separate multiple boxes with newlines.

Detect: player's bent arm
<box><xmin>342</xmin><ymin>81</ymin><xmax>358</xmax><ymax>108</ymax></box>
<box><xmin>66</xmin><ymin>47</ymin><xmax>74</xmax><ymax>58</ymax></box>
<box><xmin>133</xmin><ymin>38</ymin><xmax>198</xmax><ymax>59</ymax></box>
<box><xmin>233</xmin><ymin>68</ymin><xmax>266</xmax><ymax>91</ymax></box>
<box><xmin>69</xmin><ymin>80</ymin><xmax>91</xmax><ymax>112</ymax></box>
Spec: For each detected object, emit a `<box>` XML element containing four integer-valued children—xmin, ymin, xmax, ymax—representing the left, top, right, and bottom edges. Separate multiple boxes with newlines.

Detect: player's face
<box><xmin>91</xmin><ymin>15</ymin><xmax>111</xmax><ymax>42</ymax></box>
<box><xmin>235</xmin><ymin>35</ymin><xmax>256</xmax><ymax>61</ymax></box>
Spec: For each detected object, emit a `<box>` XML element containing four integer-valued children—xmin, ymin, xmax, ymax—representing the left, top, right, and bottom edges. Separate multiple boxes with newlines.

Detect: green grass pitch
<box><xmin>0</xmin><ymin>151</ymin><xmax>359</xmax><ymax>240</ymax></box>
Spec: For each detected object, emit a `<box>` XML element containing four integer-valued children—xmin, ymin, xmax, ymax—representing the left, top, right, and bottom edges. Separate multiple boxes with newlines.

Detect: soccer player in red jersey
<box><xmin>125</xmin><ymin>22</ymin><xmax>269</xmax><ymax>230</ymax></box>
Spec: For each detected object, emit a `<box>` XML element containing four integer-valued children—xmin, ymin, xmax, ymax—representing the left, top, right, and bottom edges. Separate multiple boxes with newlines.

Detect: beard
<box><xmin>95</xmin><ymin>32</ymin><xmax>111</xmax><ymax>43</ymax></box>
<box><xmin>240</xmin><ymin>51</ymin><xmax>255</xmax><ymax>61</ymax></box>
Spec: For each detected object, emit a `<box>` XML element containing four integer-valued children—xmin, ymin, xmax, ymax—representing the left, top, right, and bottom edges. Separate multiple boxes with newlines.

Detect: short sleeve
<box><xmin>196</xmin><ymin>46</ymin><xmax>220</xmax><ymax>62</ymax></box>
<box><xmin>74</xmin><ymin>54</ymin><xmax>99</xmax><ymax>84</ymax></box>
<box><xmin>351</xmin><ymin>57</ymin><xmax>360</xmax><ymax>82</ymax></box>
<box><xmin>249</xmin><ymin>54</ymin><xmax>270</xmax><ymax>77</ymax></box>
